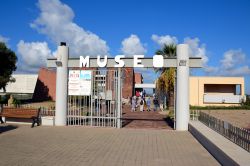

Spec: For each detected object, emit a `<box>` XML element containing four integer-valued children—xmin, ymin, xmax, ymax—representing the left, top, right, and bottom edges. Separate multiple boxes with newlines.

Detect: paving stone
<box><xmin>0</xmin><ymin>124</ymin><xmax>220</xmax><ymax>166</ymax></box>
<box><xmin>122</xmin><ymin>105</ymin><xmax>173</xmax><ymax>129</ymax></box>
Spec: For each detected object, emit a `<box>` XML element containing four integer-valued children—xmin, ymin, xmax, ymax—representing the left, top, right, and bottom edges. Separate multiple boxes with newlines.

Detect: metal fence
<box><xmin>0</xmin><ymin>104</ymin><xmax>55</xmax><ymax>117</ymax></box>
<box><xmin>199</xmin><ymin>111</ymin><xmax>250</xmax><ymax>152</ymax></box>
<box><xmin>0</xmin><ymin>69</ymin><xmax>121</xmax><ymax>128</ymax></box>
<box><xmin>67</xmin><ymin>69</ymin><xmax>121</xmax><ymax>128</ymax></box>
<box><xmin>190</xmin><ymin>110</ymin><xmax>200</xmax><ymax>121</ymax></box>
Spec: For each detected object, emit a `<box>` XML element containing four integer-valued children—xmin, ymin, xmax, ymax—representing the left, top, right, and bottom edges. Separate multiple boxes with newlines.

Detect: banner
<box><xmin>68</xmin><ymin>70</ymin><xmax>92</xmax><ymax>96</ymax></box>
<box><xmin>79</xmin><ymin>70</ymin><xmax>92</xmax><ymax>95</ymax></box>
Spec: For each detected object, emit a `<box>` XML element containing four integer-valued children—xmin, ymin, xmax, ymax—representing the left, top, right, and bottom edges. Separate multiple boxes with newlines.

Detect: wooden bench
<box><xmin>0</xmin><ymin>107</ymin><xmax>41</xmax><ymax>128</ymax></box>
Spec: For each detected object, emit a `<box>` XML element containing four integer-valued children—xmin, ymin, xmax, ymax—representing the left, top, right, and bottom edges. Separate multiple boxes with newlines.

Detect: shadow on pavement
<box><xmin>165</xmin><ymin>117</ymin><xmax>174</xmax><ymax>128</ymax></box>
<box><xmin>0</xmin><ymin>125</ymin><xmax>18</xmax><ymax>134</ymax></box>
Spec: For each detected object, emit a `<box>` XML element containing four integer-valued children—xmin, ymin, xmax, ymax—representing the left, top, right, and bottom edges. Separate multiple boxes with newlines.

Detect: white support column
<box><xmin>55</xmin><ymin>42</ymin><xmax>69</xmax><ymax>126</ymax></box>
<box><xmin>176</xmin><ymin>44</ymin><xmax>189</xmax><ymax>131</ymax></box>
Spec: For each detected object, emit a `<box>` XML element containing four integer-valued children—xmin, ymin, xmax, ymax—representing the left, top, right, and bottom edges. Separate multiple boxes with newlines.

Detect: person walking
<box><xmin>153</xmin><ymin>97</ymin><xmax>159</xmax><ymax>111</ymax></box>
<box><xmin>136</xmin><ymin>91</ymin><xmax>140</xmax><ymax>97</ymax></box>
<box><xmin>131</xmin><ymin>96</ymin><xmax>136</xmax><ymax>112</ymax></box>
<box><xmin>139</xmin><ymin>98</ymin><xmax>144</xmax><ymax>112</ymax></box>
<box><xmin>146</xmin><ymin>97</ymin><xmax>151</xmax><ymax>111</ymax></box>
<box><xmin>143</xmin><ymin>90</ymin><xmax>146</xmax><ymax>98</ymax></box>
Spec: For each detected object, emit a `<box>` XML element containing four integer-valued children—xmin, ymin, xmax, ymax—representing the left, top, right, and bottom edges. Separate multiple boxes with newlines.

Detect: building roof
<box><xmin>0</xmin><ymin>74</ymin><xmax>38</xmax><ymax>94</ymax></box>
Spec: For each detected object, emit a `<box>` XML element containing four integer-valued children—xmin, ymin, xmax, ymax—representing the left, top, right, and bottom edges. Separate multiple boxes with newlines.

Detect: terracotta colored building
<box><xmin>33</xmin><ymin>68</ymin><xmax>137</xmax><ymax>101</ymax></box>
<box><xmin>33</xmin><ymin>68</ymin><xmax>56</xmax><ymax>101</ymax></box>
<box><xmin>134</xmin><ymin>73</ymin><xmax>143</xmax><ymax>84</ymax></box>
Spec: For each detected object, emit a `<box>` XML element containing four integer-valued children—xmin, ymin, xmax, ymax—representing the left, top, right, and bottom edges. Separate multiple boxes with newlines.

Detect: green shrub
<box><xmin>13</xmin><ymin>98</ymin><xmax>21</xmax><ymax>106</ymax></box>
<box><xmin>0</xmin><ymin>95</ymin><xmax>9</xmax><ymax>104</ymax></box>
<box><xmin>243</xmin><ymin>95</ymin><xmax>250</xmax><ymax>106</ymax></box>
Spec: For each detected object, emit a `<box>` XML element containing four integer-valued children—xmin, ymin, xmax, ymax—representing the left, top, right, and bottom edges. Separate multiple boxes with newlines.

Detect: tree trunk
<box><xmin>168</xmin><ymin>91</ymin><xmax>174</xmax><ymax>108</ymax></box>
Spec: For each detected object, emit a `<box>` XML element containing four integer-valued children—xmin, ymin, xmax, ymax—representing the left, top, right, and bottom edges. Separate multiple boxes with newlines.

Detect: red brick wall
<box><xmin>33</xmin><ymin>67</ymin><xmax>135</xmax><ymax>101</ymax></box>
<box><xmin>33</xmin><ymin>68</ymin><xmax>56</xmax><ymax>101</ymax></box>
<box><xmin>134</xmin><ymin>73</ymin><xmax>142</xmax><ymax>84</ymax></box>
<box><xmin>122</xmin><ymin>68</ymin><xmax>134</xmax><ymax>98</ymax></box>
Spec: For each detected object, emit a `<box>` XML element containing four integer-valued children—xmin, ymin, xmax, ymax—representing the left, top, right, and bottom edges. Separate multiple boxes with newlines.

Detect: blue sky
<box><xmin>0</xmin><ymin>0</ymin><xmax>249</xmax><ymax>94</ymax></box>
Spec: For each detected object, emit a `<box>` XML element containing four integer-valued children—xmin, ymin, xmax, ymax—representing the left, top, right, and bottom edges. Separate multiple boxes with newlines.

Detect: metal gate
<box><xmin>67</xmin><ymin>69</ymin><xmax>121</xmax><ymax>128</ymax></box>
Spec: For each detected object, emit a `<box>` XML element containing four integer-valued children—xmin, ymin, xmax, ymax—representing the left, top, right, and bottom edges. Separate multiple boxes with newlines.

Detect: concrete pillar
<box><xmin>55</xmin><ymin>42</ymin><xmax>69</xmax><ymax>126</ymax></box>
<box><xmin>176</xmin><ymin>44</ymin><xmax>189</xmax><ymax>131</ymax></box>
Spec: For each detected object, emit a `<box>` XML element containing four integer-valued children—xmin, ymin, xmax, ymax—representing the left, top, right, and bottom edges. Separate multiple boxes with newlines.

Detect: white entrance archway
<box><xmin>47</xmin><ymin>43</ymin><xmax>202</xmax><ymax>131</ymax></box>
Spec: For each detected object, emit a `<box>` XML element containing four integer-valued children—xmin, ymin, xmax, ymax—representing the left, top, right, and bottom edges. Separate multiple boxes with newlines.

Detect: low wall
<box><xmin>189</xmin><ymin>121</ymin><xmax>242</xmax><ymax>166</ymax></box>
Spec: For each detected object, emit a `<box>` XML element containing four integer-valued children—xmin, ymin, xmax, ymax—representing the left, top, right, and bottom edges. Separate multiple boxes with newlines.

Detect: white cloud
<box><xmin>151</xmin><ymin>34</ymin><xmax>178</xmax><ymax>47</ymax></box>
<box><xmin>224</xmin><ymin>66</ymin><xmax>250</xmax><ymax>76</ymax></box>
<box><xmin>17</xmin><ymin>40</ymin><xmax>52</xmax><ymax>72</ymax></box>
<box><xmin>205</xmin><ymin>49</ymin><xmax>250</xmax><ymax>76</ymax></box>
<box><xmin>184</xmin><ymin>37</ymin><xmax>208</xmax><ymax>65</ymax></box>
<box><xmin>151</xmin><ymin>35</ymin><xmax>209</xmax><ymax>66</ymax></box>
<box><xmin>219</xmin><ymin>49</ymin><xmax>250</xmax><ymax>76</ymax></box>
<box><xmin>121</xmin><ymin>34</ymin><xmax>146</xmax><ymax>56</ymax></box>
<box><xmin>0</xmin><ymin>35</ymin><xmax>9</xmax><ymax>45</ymax></box>
<box><xmin>30</xmin><ymin>0</ymin><xmax>109</xmax><ymax>57</ymax></box>
<box><xmin>204</xmin><ymin>66</ymin><xmax>219</xmax><ymax>74</ymax></box>
<box><xmin>220</xmin><ymin>49</ymin><xmax>245</xmax><ymax>70</ymax></box>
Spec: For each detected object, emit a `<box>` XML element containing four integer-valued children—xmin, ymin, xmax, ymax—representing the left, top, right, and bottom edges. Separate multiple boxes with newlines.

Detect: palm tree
<box><xmin>155</xmin><ymin>44</ymin><xmax>176</xmax><ymax>108</ymax></box>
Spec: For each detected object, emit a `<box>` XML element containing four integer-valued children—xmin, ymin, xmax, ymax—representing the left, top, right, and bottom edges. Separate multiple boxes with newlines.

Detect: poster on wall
<box><xmin>79</xmin><ymin>70</ymin><xmax>92</xmax><ymax>95</ymax></box>
<box><xmin>68</xmin><ymin>70</ymin><xmax>92</xmax><ymax>96</ymax></box>
<box><xmin>68</xmin><ymin>70</ymin><xmax>80</xmax><ymax>96</ymax></box>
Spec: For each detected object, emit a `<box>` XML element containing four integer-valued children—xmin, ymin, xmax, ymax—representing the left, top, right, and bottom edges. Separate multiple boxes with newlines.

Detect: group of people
<box><xmin>131</xmin><ymin>90</ymin><xmax>159</xmax><ymax>112</ymax></box>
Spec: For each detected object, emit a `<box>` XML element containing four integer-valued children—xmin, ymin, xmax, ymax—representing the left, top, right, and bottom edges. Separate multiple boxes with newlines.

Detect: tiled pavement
<box><xmin>0</xmin><ymin>125</ymin><xmax>220</xmax><ymax>166</ymax></box>
<box><xmin>122</xmin><ymin>105</ymin><xmax>173</xmax><ymax>129</ymax></box>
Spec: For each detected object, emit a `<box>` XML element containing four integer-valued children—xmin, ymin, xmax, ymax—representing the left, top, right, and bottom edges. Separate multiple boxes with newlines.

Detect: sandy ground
<box><xmin>202</xmin><ymin>110</ymin><xmax>250</xmax><ymax>129</ymax></box>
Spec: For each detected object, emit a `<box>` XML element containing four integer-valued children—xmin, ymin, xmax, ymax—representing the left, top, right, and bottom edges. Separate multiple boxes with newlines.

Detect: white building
<box><xmin>0</xmin><ymin>74</ymin><xmax>38</xmax><ymax>100</ymax></box>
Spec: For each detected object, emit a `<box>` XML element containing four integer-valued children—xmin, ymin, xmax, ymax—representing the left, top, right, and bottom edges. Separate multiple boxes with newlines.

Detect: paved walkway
<box><xmin>122</xmin><ymin>105</ymin><xmax>173</xmax><ymax>129</ymax></box>
<box><xmin>0</xmin><ymin>124</ymin><xmax>219</xmax><ymax>166</ymax></box>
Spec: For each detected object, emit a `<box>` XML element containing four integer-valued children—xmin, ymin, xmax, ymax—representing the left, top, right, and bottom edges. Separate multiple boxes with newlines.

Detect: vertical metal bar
<box><xmin>83</xmin><ymin>95</ymin><xmax>85</xmax><ymax>126</ymax></box>
<box><xmin>73</xmin><ymin>96</ymin><xmax>75</xmax><ymax>125</ymax></box>
<box><xmin>90</xmin><ymin>70</ymin><xmax>93</xmax><ymax>126</ymax></box>
<box><xmin>74</xmin><ymin>96</ymin><xmax>76</xmax><ymax>125</ymax></box>
<box><xmin>68</xmin><ymin>95</ymin><xmax>69</xmax><ymax>125</ymax></box>
<box><xmin>77</xmin><ymin>95</ymin><xmax>79</xmax><ymax>126</ymax></box>
<box><xmin>74</xmin><ymin>95</ymin><xmax>76</xmax><ymax>126</ymax></box>
<box><xmin>121</xmin><ymin>69</ymin><xmax>123</xmax><ymax>127</ymax></box>
<box><xmin>97</xmin><ymin>71</ymin><xmax>101</xmax><ymax>126</ymax></box>
<box><xmin>173</xmin><ymin>68</ymin><xmax>176</xmax><ymax>130</ymax></box>
<box><xmin>117</xmin><ymin>68</ymin><xmax>121</xmax><ymax>128</ymax></box>
<box><xmin>115</xmin><ymin>70</ymin><xmax>118</xmax><ymax>128</ymax></box>
<box><xmin>72</xmin><ymin>95</ymin><xmax>74</xmax><ymax>126</ymax></box>
<box><xmin>70</xmin><ymin>95</ymin><xmax>72</xmax><ymax>125</ymax></box>
<box><xmin>113</xmin><ymin>70</ymin><xmax>116</xmax><ymax>128</ymax></box>
<box><xmin>109</xmin><ymin>71</ymin><xmax>111</xmax><ymax>127</ymax></box>
<box><xmin>104</xmin><ymin>70</ymin><xmax>107</xmax><ymax>127</ymax></box>
<box><xmin>79</xmin><ymin>95</ymin><xmax>81</xmax><ymax>126</ymax></box>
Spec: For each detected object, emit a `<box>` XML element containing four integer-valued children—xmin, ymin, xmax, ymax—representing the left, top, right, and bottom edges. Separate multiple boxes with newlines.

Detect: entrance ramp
<box><xmin>122</xmin><ymin>105</ymin><xmax>173</xmax><ymax>129</ymax></box>
<box><xmin>189</xmin><ymin>121</ymin><xmax>250</xmax><ymax>166</ymax></box>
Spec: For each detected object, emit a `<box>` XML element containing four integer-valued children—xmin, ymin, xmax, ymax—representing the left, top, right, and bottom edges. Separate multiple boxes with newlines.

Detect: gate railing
<box><xmin>199</xmin><ymin>111</ymin><xmax>250</xmax><ymax>152</ymax></box>
<box><xmin>190</xmin><ymin>110</ymin><xmax>200</xmax><ymax>121</ymax></box>
<box><xmin>67</xmin><ymin>69</ymin><xmax>120</xmax><ymax>128</ymax></box>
